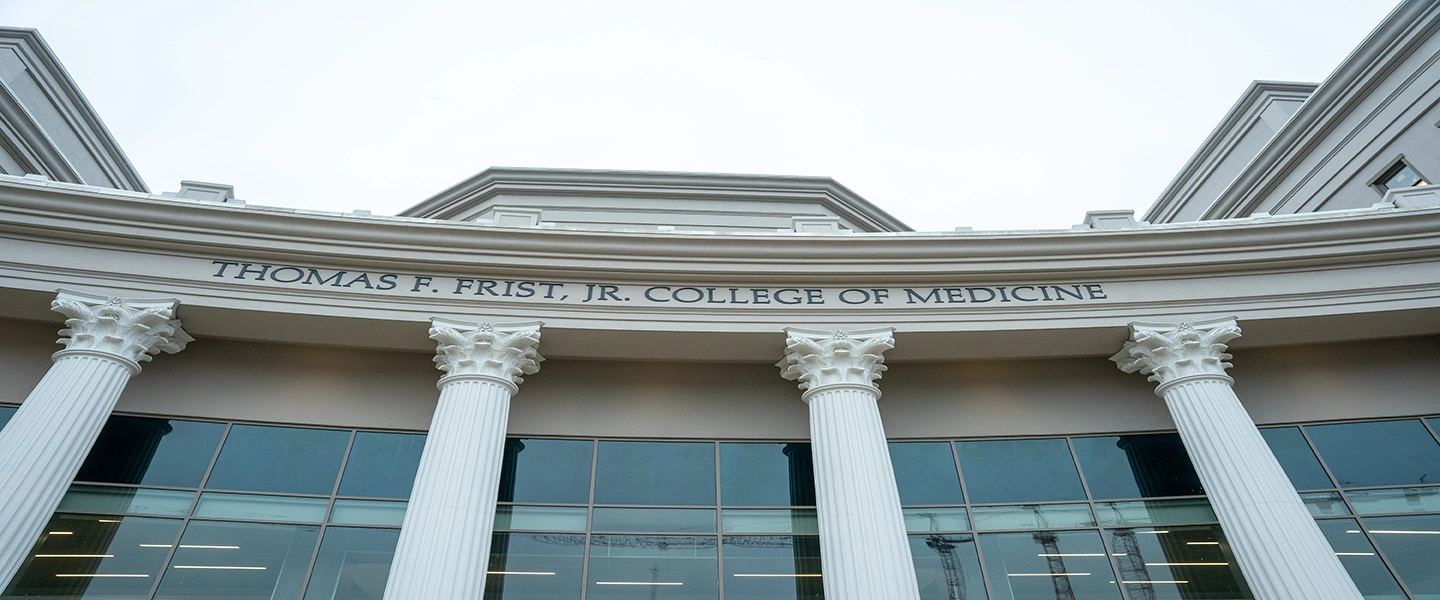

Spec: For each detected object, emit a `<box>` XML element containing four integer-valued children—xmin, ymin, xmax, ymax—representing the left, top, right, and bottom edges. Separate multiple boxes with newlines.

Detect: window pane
<box><xmin>1094</xmin><ymin>498</ymin><xmax>1217</xmax><ymax>527</ymax></box>
<box><xmin>1259</xmin><ymin>427</ymin><xmax>1334</xmax><ymax>490</ymax></box>
<box><xmin>338</xmin><ymin>432</ymin><xmax>425</xmax><ymax>499</ymax></box>
<box><xmin>1359</xmin><ymin>514</ymin><xmax>1440</xmax><ymax>598</ymax></box>
<box><xmin>205</xmin><ymin>425</ymin><xmax>351</xmax><ymax>495</ymax></box>
<box><xmin>586</xmin><ymin>535</ymin><xmax>718</xmax><ymax>600</ymax></box>
<box><xmin>1072</xmin><ymin>434</ymin><xmax>1203</xmax><ymax>499</ymax></box>
<box><xmin>722</xmin><ymin>536</ymin><xmax>822</xmax><ymax>600</ymax></box>
<box><xmin>57</xmin><ymin>485</ymin><xmax>195</xmax><ymax>517</ymax></box>
<box><xmin>153</xmin><ymin>520</ymin><xmax>320</xmax><ymax>600</ymax></box>
<box><xmin>0</xmin><ymin>405</ymin><xmax>17</xmax><ymax>432</ymax></box>
<box><xmin>720</xmin><ymin>443</ymin><xmax>816</xmax><ymax>506</ymax></box>
<box><xmin>910</xmin><ymin>534</ymin><xmax>986</xmax><ymax>600</ymax></box>
<box><xmin>192</xmin><ymin>492</ymin><xmax>330</xmax><ymax>523</ymax></box>
<box><xmin>971</xmin><ymin>503</ymin><xmax>1095</xmax><ymax>531</ymax></box>
<box><xmin>955</xmin><ymin>439</ymin><xmax>1086</xmax><ymax>504</ymax></box>
<box><xmin>1347</xmin><ymin>487</ymin><xmax>1440</xmax><ymax>515</ymax></box>
<box><xmin>1301</xmin><ymin>492</ymin><xmax>1351</xmax><ymax>517</ymax></box>
<box><xmin>903</xmin><ymin>507</ymin><xmax>970</xmax><ymax>533</ymax></box>
<box><xmin>722</xmin><ymin>509</ymin><xmax>818</xmax><ymax>534</ymax></box>
<box><xmin>978</xmin><ymin>530</ymin><xmax>1121</xmax><ymax>600</ymax></box>
<box><xmin>1</xmin><ymin>513</ymin><xmax>181</xmax><ymax>598</ymax></box>
<box><xmin>1314</xmin><ymin>519</ymin><xmax>1405</xmax><ymax>600</ymax></box>
<box><xmin>302</xmin><ymin>527</ymin><xmax>399</xmax><ymax>600</ymax></box>
<box><xmin>593</xmin><ymin>508</ymin><xmax>716</xmax><ymax>533</ymax></box>
<box><xmin>495</xmin><ymin>506</ymin><xmax>589</xmax><ymax>532</ymax></box>
<box><xmin>485</xmin><ymin>533</ymin><xmax>586</xmax><ymax>600</ymax></box>
<box><xmin>76</xmin><ymin>416</ymin><xmax>225</xmax><ymax>488</ymax></box>
<box><xmin>329</xmin><ymin>500</ymin><xmax>407</xmax><ymax>526</ymax></box>
<box><xmin>889</xmin><ymin>442</ymin><xmax>964</xmax><ymax>506</ymax></box>
<box><xmin>1107</xmin><ymin>525</ymin><xmax>1251</xmax><ymax>599</ymax></box>
<box><xmin>499</xmin><ymin>438</ymin><xmax>594</xmax><ymax>504</ymax></box>
<box><xmin>1304</xmin><ymin>420</ymin><xmax>1440</xmax><ymax>488</ymax></box>
<box><xmin>594</xmin><ymin>441</ymin><xmax>715</xmax><ymax>506</ymax></box>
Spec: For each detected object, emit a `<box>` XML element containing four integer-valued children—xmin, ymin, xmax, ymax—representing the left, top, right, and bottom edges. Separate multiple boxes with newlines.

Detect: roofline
<box><xmin>398</xmin><ymin>167</ymin><xmax>915</xmax><ymax>232</ymax></box>
<box><xmin>1198</xmin><ymin>0</ymin><xmax>1440</xmax><ymax>221</ymax></box>
<box><xmin>1143</xmin><ymin>80</ymin><xmax>1318</xmax><ymax>224</ymax></box>
<box><xmin>0</xmin><ymin>27</ymin><xmax>148</xmax><ymax>193</ymax></box>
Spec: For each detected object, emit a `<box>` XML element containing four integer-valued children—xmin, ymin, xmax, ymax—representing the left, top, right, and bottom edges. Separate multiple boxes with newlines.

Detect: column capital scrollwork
<box><xmin>777</xmin><ymin>327</ymin><xmax>894</xmax><ymax>400</ymax></box>
<box><xmin>430</xmin><ymin>318</ymin><xmax>544</xmax><ymax>390</ymax></box>
<box><xmin>51</xmin><ymin>289</ymin><xmax>192</xmax><ymax>372</ymax></box>
<box><xmin>1110</xmin><ymin>317</ymin><xmax>1241</xmax><ymax>392</ymax></box>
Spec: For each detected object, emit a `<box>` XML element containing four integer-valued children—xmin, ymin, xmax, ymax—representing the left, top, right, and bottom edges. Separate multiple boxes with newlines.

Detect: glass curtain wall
<box><xmin>2</xmin><ymin>415</ymin><xmax>424</xmax><ymax>600</ymax></box>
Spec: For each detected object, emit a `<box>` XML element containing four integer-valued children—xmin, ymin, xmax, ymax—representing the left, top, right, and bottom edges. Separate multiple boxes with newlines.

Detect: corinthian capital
<box><xmin>777</xmin><ymin>327</ymin><xmax>894</xmax><ymax>396</ymax></box>
<box><xmin>1111</xmin><ymin>317</ymin><xmax>1242</xmax><ymax>388</ymax></box>
<box><xmin>429</xmin><ymin>318</ymin><xmax>544</xmax><ymax>388</ymax></box>
<box><xmin>52</xmin><ymin>289</ymin><xmax>192</xmax><ymax>368</ymax></box>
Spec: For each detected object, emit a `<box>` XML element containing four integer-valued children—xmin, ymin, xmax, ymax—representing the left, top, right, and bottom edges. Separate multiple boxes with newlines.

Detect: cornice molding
<box><xmin>399</xmin><ymin>167</ymin><xmax>914</xmax><ymax>233</ymax></box>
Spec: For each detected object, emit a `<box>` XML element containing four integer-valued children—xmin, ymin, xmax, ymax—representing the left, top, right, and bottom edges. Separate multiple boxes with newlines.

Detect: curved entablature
<box><xmin>1</xmin><ymin>176</ymin><xmax>1439</xmax><ymax>362</ymax></box>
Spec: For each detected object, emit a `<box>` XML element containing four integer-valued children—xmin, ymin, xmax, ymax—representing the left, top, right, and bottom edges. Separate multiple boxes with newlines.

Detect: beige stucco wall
<box><xmin>2</xmin><ymin>317</ymin><xmax>1437</xmax><ymax>439</ymax></box>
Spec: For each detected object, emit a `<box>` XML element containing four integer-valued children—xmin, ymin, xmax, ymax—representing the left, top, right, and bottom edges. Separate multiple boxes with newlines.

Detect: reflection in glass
<box><xmin>1072</xmin><ymin>434</ymin><xmax>1203</xmax><ymax>499</ymax></box>
<box><xmin>1106</xmin><ymin>525</ymin><xmax>1251</xmax><ymax>599</ymax></box>
<box><xmin>484</xmin><ymin>533</ymin><xmax>585</xmax><ymax>600</ymax></box>
<box><xmin>205</xmin><ymin>425</ymin><xmax>351</xmax><ymax>495</ymax></box>
<box><xmin>720</xmin><ymin>443</ymin><xmax>816</xmax><ymax>506</ymax></box>
<box><xmin>494</xmin><ymin>506</ymin><xmax>588</xmax><ymax>532</ymax></box>
<box><xmin>971</xmin><ymin>504</ymin><xmax>1095</xmax><ymax>531</ymax></box>
<box><xmin>903</xmin><ymin>507</ymin><xmax>970</xmax><ymax>533</ymax></box>
<box><xmin>329</xmin><ymin>500</ymin><xmax>407</xmax><ymax>526</ymax></box>
<box><xmin>722</xmin><ymin>509</ymin><xmax>818</xmax><ymax>534</ymax></box>
<box><xmin>1</xmin><ymin>514</ymin><xmax>181</xmax><ymax>598</ymax></box>
<box><xmin>192</xmin><ymin>492</ymin><xmax>329</xmax><ymax>522</ymax></box>
<box><xmin>301</xmin><ymin>527</ymin><xmax>399</xmax><ymax>600</ymax></box>
<box><xmin>593</xmin><ymin>508</ymin><xmax>716</xmax><ymax>533</ymax></box>
<box><xmin>153</xmin><ymin>521</ymin><xmax>320</xmax><ymax>600</ymax></box>
<box><xmin>0</xmin><ymin>405</ymin><xmax>14</xmax><ymax>431</ymax></box>
<box><xmin>909</xmin><ymin>534</ymin><xmax>986</xmax><ymax>600</ymax></box>
<box><xmin>1346</xmin><ymin>487</ymin><xmax>1440</xmax><ymax>515</ymax></box>
<box><xmin>978</xmin><ymin>530</ymin><xmax>1121</xmax><ymax>600</ymax></box>
<box><xmin>723</xmin><ymin>536</ymin><xmax>823</xmax><ymax>600</ymax></box>
<box><xmin>76</xmin><ymin>417</ymin><xmax>226</xmax><ymax>488</ymax></box>
<box><xmin>1313</xmin><ymin>519</ymin><xmax>1405</xmax><ymax>600</ymax></box>
<box><xmin>1259</xmin><ymin>427</ymin><xmax>1335</xmax><ymax>490</ymax></box>
<box><xmin>1304</xmin><ymin>420</ymin><xmax>1440</xmax><ymax>488</ymax></box>
<box><xmin>955</xmin><ymin>439</ymin><xmax>1086</xmax><ymax>504</ymax></box>
<box><xmin>499</xmin><ymin>438</ymin><xmax>594</xmax><ymax>504</ymax></box>
<box><xmin>1300</xmin><ymin>492</ymin><xmax>1351</xmax><ymax>517</ymax></box>
<box><xmin>57</xmin><ymin>485</ymin><xmax>194</xmax><ymax>516</ymax></box>
<box><xmin>1093</xmin><ymin>498</ymin><xmax>1217</xmax><ymax>527</ymax></box>
<box><xmin>594</xmin><ymin>441</ymin><xmax>716</xmax><ymax>506</ymax></box>
<box><xmin>586</xmin><ymin>535</ymin><xmax>718</xmax><ymax>600</ymax></box>
<box><xmin>889</xmin><ymin>442</ymin><xmax>964</xmax><ymax>506</ymax></box>
<box><xmin>1363</xmin><ymin>514</ymin><xmax>1440</xmax><ymax>597</ymax></box>
<box><xmin>338</xmin><ymin>432</ymin><xmax>425</xmax><ymax>499</ymax></box>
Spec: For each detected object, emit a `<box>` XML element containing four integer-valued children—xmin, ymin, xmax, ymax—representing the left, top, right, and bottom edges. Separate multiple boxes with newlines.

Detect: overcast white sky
<box><xmin>0</xmin><ymin>0</ymin><xmax>1403</xmax><ymax>230</ymax></box>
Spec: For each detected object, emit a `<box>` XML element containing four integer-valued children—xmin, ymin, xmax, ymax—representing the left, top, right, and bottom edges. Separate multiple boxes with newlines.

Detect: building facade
<box><xmin>2</xmin><ymin>1</ymin><xmax>1440</xmax><ymax>599</ymax></box>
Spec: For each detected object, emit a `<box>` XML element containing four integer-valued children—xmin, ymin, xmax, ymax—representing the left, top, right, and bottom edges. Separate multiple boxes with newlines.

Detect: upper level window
<box><xmin>1375</xmin><ymin>159</ymin><xmax>1430</xmax><ymax>192</ymax></box>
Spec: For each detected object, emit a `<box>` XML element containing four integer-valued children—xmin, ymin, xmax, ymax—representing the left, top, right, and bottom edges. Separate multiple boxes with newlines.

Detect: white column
<box><xmin>0</xmin><ymin>290</ymin><xmax>191</xmax><ymax>588</ymax></box>
<box><xmin>777</xmin><ymin>328</ymin><xmax>921</xmax><ymax>600</ymax></box>
<box><xmin>383</xmin><ymin>319</ymin><xmax>543</xmax><ymax>600</ymax></box>
<box><xmin>1111</xmin><ymin>318</ymin><xmax>1362</xmax><ymax>600</ymax></box>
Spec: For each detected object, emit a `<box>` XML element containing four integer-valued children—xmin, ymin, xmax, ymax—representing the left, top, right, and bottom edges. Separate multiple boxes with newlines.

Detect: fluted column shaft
<box><xmin>807</xmin><ymin>383</ymin><xmax>922</xmax><ymax>600</ymax></box>
<box><xmin>383</xmin><ymin>375</ymin><xmax>513</xmax><ymax>599</ymax></box>
<box><xmin>383</xmin><ymin>319</ymin><xmax>543</xmax><ymax>600</ymax></box>
<box><xmin>0</xmin><ymin>353</ymin><xmax>135</xmax><ymax>586</ymax></box>
<box><xmin>1162</xmin><ymin>376</ymin><xmax>1361</xmax><ymax>600</ymax></box>
<box><xmin>777</xmin><ymin>327</ymin><xmax>921</xmax><ymax>600</ymax></box>
<box><xmin>1112</xmin><ymin>317</ymin><xmax>1360</xmax><ymax>600</ymax></box>
<box><xmin>0</xmin><ymin>290</ymin><xmax>190</xmax><ymax>589</ymax></box>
